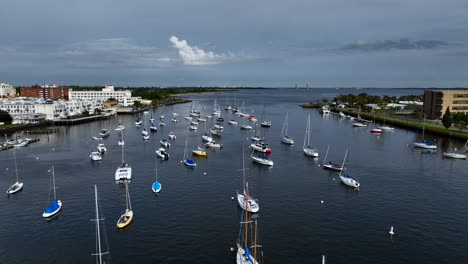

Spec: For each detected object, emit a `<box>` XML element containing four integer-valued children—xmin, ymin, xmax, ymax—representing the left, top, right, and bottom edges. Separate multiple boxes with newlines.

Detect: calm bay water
<box><xmin>1</xmin><ymin>88</ymin><xmax>467</xmax><ymax>264</ymax></box>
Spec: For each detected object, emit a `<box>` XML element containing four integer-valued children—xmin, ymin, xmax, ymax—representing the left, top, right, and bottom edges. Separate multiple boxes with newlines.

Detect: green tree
<box><xmin>322</xmin><ymin>98</ymin><xmax>328</xmax><ymax>104</ymax></box>
<box><xmin>442</xmin><ymin>107</ymin><xmax>452</xmax><ymax>129</ymax></box>
<box><xmin>82</xmin><ymin>109</ymin><xmax>89</xmax><ymax>117</ymax></box>
<box><xmin>95</xmin><ymin>108</ymin><xmax>102</xmax><ymax>115</ymax></box>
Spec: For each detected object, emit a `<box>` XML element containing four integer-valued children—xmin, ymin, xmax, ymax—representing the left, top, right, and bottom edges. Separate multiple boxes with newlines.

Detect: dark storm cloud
<box><xmin>337</xmin><ymin>39</ymin><xmax>449</xmax><ymax>52</ymax></box>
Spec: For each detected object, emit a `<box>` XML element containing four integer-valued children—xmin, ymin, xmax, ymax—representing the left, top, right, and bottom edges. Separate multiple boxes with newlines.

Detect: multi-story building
<box><xmin>0</xmin><ymin>83</ymin><xmax>16</xmax><ymax>98</ymax></box>
<box><xmin>1</xmin><ymin>98</ymin><xmax>104</xmax><ymax>122</ymax></box>
<box><xmin>69</xmin><ymin>84</ymin><xmax>133</xmax><ymax>106</ymax></box>
<box><xmin>20</xmin><ymin>84</ymin><xmax>69</xmax><ymax>100</ymax></box>
<box><xmin>424</xmin><ymin>90</ymin><xmax>468</xmax><ymax>119</ymax></box>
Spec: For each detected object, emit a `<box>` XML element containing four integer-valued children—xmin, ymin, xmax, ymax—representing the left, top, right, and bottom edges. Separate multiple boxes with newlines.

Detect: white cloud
<box><xmin>169</xmin><ymin>36</ymin><xmax>235</xmax><ymax>65</ymax></box>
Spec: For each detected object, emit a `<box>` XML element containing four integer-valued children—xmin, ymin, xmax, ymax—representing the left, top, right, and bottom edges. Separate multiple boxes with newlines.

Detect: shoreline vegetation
<box><xmin>300</xmin><ymin>93</ymin><xmax>468</xmax><ymax>140</ymax></box>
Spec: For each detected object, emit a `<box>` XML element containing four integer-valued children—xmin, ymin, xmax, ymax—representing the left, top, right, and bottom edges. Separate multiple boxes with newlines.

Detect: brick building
<box><xmin>20</xmin><ymin>85</ymin><xmax>69</xmax><ymax>100</ymax></box>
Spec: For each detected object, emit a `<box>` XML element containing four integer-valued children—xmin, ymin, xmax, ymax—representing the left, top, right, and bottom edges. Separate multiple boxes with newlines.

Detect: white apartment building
<box><xmin>1</xmin><ymin>98</ymin><xmax>104</xmax><ymax>122</ymax></box>
<box><xmin>0</xmin><ymin>83</ymin><xmax>16</xmax><ymax>97</ymax></box>
<box><xmin>69</xmin><ymin>84</ymin><xmax>133</xmax><ymax>107</ymax></box>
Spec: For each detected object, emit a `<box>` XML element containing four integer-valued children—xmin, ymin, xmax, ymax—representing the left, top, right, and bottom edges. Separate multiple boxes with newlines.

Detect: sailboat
<box><xmin>6</xmin><ymin>149</ymin><xmax>24</xmax><ymax>194</ymax></box>
<box><xmin>236</xmin><ymin>198</ymin><xmax>262</xmax><ymax>264</ymax></box>
<box><xmin>303</xmin><ymin>114</ymin><xmax>319</xmax><ymax>157</ymax></box>
<box><xmin>192</xmin><ymin>131</ymin><xmax>208</xmax><ymax>157</ymax></box>
<box><xmin>237</xmin><ymin>149</ymin><xmax>259</xmax><ymax>213</ymax></box>
<box><xmin>370</xmin><ymin>111</ymin><xmax>383</xmax><ymax>134</ymax></box>
<box><xmin>251</xmin><ymin>148</ymin><xmax>274</xmax><ymax>166</ymax></box>
<box><xmin>151</xmin><ymin>159</ymin><xmax>162</xmax><ymax>193</ymax></box>
<box><xmin>378</xmin><ymin>116</ymin><xmax>394</xmax><ymax>131</ymax></box>
<box><xmin>91</xmin><ymin>185</ymin><xmax>110</xmax><ymax>264</ymax></box>
<box><xmin>42</xmin><ymin>165</ymin><xmax>62</xmax><ymax>218</ymax></box>
<box><xmin>442</xmin><ymin>139</ymin><xmax>467</xmax><ymax>159</ymax></box>
<box><xmin>142</xmin><ymin>111</ymin><xmax>149</xmax><ymax>140</ymax></box>
<box><xmin>281</xmin><ymin>112</ymin><xmax>294</xmax><ymax>145</ymax></box>
<box><xmin>413</xmin><ymin>116</ymin><xmax>437</xmax><ymax>150</ymax></box>
<box><xmin>182</xmin><ymin>137</ymin><xmax>197</xmax><ymax>167</ymax></box>
<box><xmin>116</xmin><ymin>180</ymin><xmax>133</xmax><ymax>229</ymax></box>
<box><xmin>339</xmin><ymin>149</ymin><xmax>360</xmax><ymax>188</ymax></box>
<box><xmin>251</xmin><ymin>123</ymin><xmax>261</xmax><ymax>142</ymax></box>
<box><xmin>115</xmin><ymin>130</ymin><xmax>132</xmax><ymax>181</ymax></box>
<box><xmin>322</xmin><ymin>144</ymin><xmax>343</xmax><ymax>171</ymax></box>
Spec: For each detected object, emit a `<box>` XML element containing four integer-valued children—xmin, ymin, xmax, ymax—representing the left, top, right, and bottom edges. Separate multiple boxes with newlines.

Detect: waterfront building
<box><xmin>69</xmin><ymin>84</ymin><xmax>133</xmax><ymax>107</ymax></box>
<box><xmin>20</xmin><ymin>85</ymin><xmax>69</xmax><ymax>100</ymax></box>
<box><xmin>0</xmin><ymin>83</ymin><xmax>16</xmax><ymax>98</ymax></box>
<box><xmin>1</xmin><ymin>98</ymin><xmax>103</xmax><ymax>122</ymax></box>
<box><xmin>424</xmin><ymin>90</ymin><xmax>468</xmax><ymax>119</ymax></box>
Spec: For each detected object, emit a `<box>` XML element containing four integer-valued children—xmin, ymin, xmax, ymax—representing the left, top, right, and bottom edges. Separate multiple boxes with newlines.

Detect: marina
<box><xmin>1</xmin><ymin>88</ymin><xmax>467</xmax><ymax>263</ymax></box>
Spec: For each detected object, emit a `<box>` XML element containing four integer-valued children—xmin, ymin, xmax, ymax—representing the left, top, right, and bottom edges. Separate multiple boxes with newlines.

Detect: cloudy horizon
<box><xmin>1</xmin><ymin>0</ymin><xmax>467</xmax><ymax>88</ymax></box>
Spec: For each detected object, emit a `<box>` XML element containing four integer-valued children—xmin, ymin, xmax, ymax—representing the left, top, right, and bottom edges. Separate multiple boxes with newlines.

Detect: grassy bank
<box><xmin>337</xmin><ymin>108</ymin><xmax>468</xmax><ymax>140</ymax></box>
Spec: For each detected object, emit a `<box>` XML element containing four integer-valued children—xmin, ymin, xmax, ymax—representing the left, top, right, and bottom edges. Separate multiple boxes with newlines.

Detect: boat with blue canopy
<box><xmin>43</xmin><ymin>166</ymin><xmax>62</xmax><ymax>218</ymax></box>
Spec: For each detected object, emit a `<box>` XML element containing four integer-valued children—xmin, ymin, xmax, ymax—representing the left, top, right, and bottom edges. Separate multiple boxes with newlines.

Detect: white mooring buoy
<box><xmin>389</xmin><ymin>226</ymin><xmax>395</xmax><ymax>235</ymax></box>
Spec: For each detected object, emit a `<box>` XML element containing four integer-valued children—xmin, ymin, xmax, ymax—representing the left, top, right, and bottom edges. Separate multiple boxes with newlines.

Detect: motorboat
<box><xmin>115</xmin><ymin>163</ymin><xmax>132</xmax><ymax>181</ymax></box>
<box><xmin>320</xmin><ymin>106</ymin><xmax>331</xmax><ymax>114</ymax></box>
<box><xmin>240</xmin><ymin>124</ymin><xmax>252</xmax><ymax>130</ymax></box>
<box><xmin>189</xmin><ymin>125</ymin><xmax>198</xmax><ymax>131</ymax></box>
<box><xmin>150</xmin><ymin>125</ymin><xmax>158</xmax><ymax>132</ymax></box>
<box><xmin>370</xmin><ymin>128</ymin><xmax>383</xmax><ymax>134</ymax></box>
<box><xmin>260</xmin><ymin>121</ymin><xmax>271</xmax><ymax>127</ymax></box>
<box><xmin>155</xmin><ymin>148</ymin><xmax>170</xmax><ymax>160</ymax></box>
<box><xmin>90</xmin><ymin>152</ymin><xmax>102</xmax><ymax>161</ymax></box>
<box><xmin>205</xmin><ymin>141</ymin><xmax>222</xmax><ymax>148</ymax></box>
<box><xmin>228</xmin><ymin>120</ymin><xmax>238</xmax><ymax>125</ymax></box>
<box><xmin>97</xmin><ymin>143</ymin><xmax>107</xmax><ymax>154</ymax></box>
<box><xmin>160</xmin><ymin>139</ymin><xmax>171</xmax><ymax>148</ymax></box>
<box><xmin>168</xmin><ymin>132</ymin><xmax>176</xmax><ymax>140</ymax></box>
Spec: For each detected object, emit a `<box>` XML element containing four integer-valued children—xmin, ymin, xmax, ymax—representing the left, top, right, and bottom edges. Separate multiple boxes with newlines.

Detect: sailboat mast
<box><xmin>307</xmin><ymin>115</ymin><xmax>310</xmax><ymax>146</ymax></box>
<box><xmin>14</xmin><ymin>148</ymin><xmax>19</xmax><ymax>182</ymax></box>
<box><xmin>121</xmin><ymin>130</ymin><xmax>125</xmax><ymax>164</ymax></box>
<box><xmin>52</xmin><ymin>165</ymin><xmax>56</xmax><ymax>200</ymax></box>
<box><xmin>339</xmin><ymin>149</ymin><xmax>348</xmax><ymax>177</ymax></box>
<box><xmin>155</xmin><ymin>159</ymin><xmax>158</xmax><ymax>181</ymax></box>
<box><xmin>94</xmin><ymin>185</ymin><xmax>103</xmax><ymax>264</ymax></box>
<box><xmin>254</xmin><ymin>219</ymin><xmax>258</xmax><ymax>261</ymax></box>
<box><xmin>285</xmin><ymin>112</ymin><xmax>288</xmax><ymax>135</ymax></box>
<box><xmin>323</xmin><ymin>144</ymin><xmax>330</xmax><ymax>166</ymax></box>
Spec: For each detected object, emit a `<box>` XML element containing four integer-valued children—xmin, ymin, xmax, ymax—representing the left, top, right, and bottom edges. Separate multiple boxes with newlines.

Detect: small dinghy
<box><xmin>90</xmin><ymin>151</ymin><xmax>102</xmax><ymax>161</ymax></box>
<box><xmin>160</xmin><ymin>139</ymin><xmax>171</xmax><ymax>148</ymax></box>
<box><xmin>205</xmin><ymin>141</ymin><xmax>223</xmax><ymax>148</ymax></box>
<box><xmin>97</xmin><ymin>143</ymin><xmax>107</xmax><ymax>154</ymax></box>
<box><xmin>168</xmin><ymin>132</ymin><xmax>176</xmax><ymax>140</ymax></box>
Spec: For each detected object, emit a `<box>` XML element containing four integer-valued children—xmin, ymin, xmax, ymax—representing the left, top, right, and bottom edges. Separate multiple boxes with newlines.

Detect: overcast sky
<box><xmin>1</xmin><ymin>0</ymin><xmax>467</xmax><ymax>87</ymax></box>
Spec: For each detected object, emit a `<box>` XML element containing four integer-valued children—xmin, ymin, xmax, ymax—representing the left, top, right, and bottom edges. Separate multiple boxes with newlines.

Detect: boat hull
<box><xmin>192</xmin><ymin>150</ymin><xmax>208</xmax><ymax>157</ymax></box>
<box><xmin>413</xmin><ymin>142</ymin><xmax>437</xmax><ymax>150</ymax></box>
<box><xmin>340</xmin><ymin>176</ymin><xmax>360</xmax><ymax>188</ymax></box>
<box><xmin>442</xmin><ymin>152</ymin><xmax>467</xmax><ymax>159</ymax></box>
<box><xmin>281</xmin><ymin>136</ymin><xmax>294</xmax><ymax>145</ymax></box>
<box><xmin>6</xmin><ymin>182</ymin><xmax>23</xmax><ymax>194</ymax></box>
<box><xmin>115</xmin><ymin>166</ymin><xmax>132</xmax><ymax>181</ymax></box>
<box><xmin>323</xmin><ymin>164</ymin><xmax>343</xmax><ymax>171</ymax></box>
<box><xmin>152</xmin><ymin>181</ymin><xmax>162</xmax><ymax>193</ymax></box>
<box><xmin>236</xmin><ymin>246</ymin><xmax>259</xmax><ymax>264</ymax></box>
<box><xmin>42</xmin><ymin>200</ymin><xmax>62</xmax><ymax>218</ymax></box>
<box><xmin>236</xmin><ymin>192</ymin><xmax>259</xmax><ymax>213</ymax></box>
<box><xmin>251</xmin><ymin>156</ymin><xmax>274</xmax><ymax>166</ymax></box>
<box><xmin>303</xmin><ymin>147</ymin><xmax>319</xmax><ymax>157</ymax></box>
<box><xmin>117</xmin><ymin>210</ymin><xmax>133</xmax><ymax>229</ymax></box>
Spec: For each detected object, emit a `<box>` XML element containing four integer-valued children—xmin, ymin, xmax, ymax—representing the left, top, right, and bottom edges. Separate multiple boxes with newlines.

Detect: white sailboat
<box><xmin>117</xmin><ymin>130</ymin><xmax>125</xmax><ymax>146</ymax></box>
<box><xmin>281</xmin><ymin>112</ymin><xmax>294</xmax><ymax>145</ymax></box>
<box><xmin>91</xmin><ymin>185</ymin><xmax>110</xmax><ymax>264</ymax></box>
<box><xmin>42</xmin><ymin>165</ymin><xmax>62</xmax><ymax>218</ymax></box>
<box><xmin>6</xmin><ymin>149</ymin><xmax>24</xmax><ymax>194</ymax></box>
<box><xmin>116</xmin><ymin>180</ymin><xmax>133</xmax><ymax>229</ymax></box>
<box><xmin>413</xmin><ymin>117</ymin><xmax>437</xmax><ymax>150</ymax></box>
<box><xmin>237</xmin><ymin>149</ymin><xmax>259</xmax><ymax>213</ymax></box>
<box><xmin>251</xmin><ymin>148</ymin><xmax>274</xmax><ymax>166</ymax></box>
<box><xmin>97</xmin><ymin>143</ymin><xmax>107</xmax><ymax>154</ymax></box>
<box><xmin>303</xmin><ymin>114</ymin><xmax>319</xmax><ymax>157</ymax></box>
<box><xmin>322</xmin><ymin>144</ymin><xmax>343</xmax><ymax>171</ymax></box>
<box><xmin>151</xmin><ymin>159</ymin><xmax>162</xmax><ymax>193</ymax></box>
<box><xmin>115</xmin><ymin>130</ymin><xmax>132</xmax><ymax>181</ymax></box>
<box><xmin>90</xmin><ymin>151</ymin><xmax>102</xmax><ymax>161</ymax></box>
<box><xmin>339</xmin><ymin>149</ymin><xmax>360</xmax><ymax>188</ymax></box>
